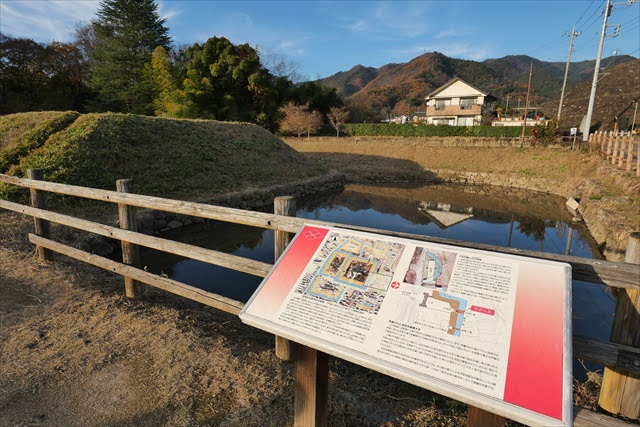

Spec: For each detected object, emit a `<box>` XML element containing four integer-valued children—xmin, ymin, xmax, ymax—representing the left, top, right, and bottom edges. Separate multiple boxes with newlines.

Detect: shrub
<box><xmin>343</xmin><ymin>123</ymin><xmax>531</xmax><ymax>138</ymax></box>
<box><xmin>530</xmin><ymin>119</ymin><xmax>559</xmax><ymax>146</ymax></box>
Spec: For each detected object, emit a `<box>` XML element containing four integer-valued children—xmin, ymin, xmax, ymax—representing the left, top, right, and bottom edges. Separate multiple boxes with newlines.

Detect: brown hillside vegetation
<box><xmin>539</xmin><ymin>59</ymin><xmax>640</xmax><ymax>131</ymax></box>
<box><xmin>318</xmin><ymin>52</ymin><xmax>635</xmax><ymax>116</ymax></box>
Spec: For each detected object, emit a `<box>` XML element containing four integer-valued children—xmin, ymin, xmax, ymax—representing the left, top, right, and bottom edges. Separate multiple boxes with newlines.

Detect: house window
<box><xmin>460</xmin><ymin>98</ymin><xmax>476</xmax><ymax>110</ymax></box>
<box><xmin>457</xmin><ymin>116</ymin><xmax>474</xmax><ymax>126</ymax></box>
<box><xmin>435</xmin><ymin>99</ymin><xmax>451</xmax><ymax>110</ymax></box>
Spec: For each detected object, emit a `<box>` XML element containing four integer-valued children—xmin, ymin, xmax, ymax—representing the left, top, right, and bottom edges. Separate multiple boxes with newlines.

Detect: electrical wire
<box><xmin>575</xmin><ymin>0</ymin><xmax>598</xmax><ymax>28</ymax></box>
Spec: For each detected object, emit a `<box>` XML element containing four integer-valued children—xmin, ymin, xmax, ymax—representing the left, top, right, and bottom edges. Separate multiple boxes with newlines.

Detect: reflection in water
<box><xmin>140</xmin><ymin>183</ymin><xmax>614</xmax><ymax>381</ymax></box>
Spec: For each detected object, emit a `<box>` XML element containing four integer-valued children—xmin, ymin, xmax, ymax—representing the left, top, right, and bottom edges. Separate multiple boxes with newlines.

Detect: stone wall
<box><xmin>136</xmin><ymin>172</ymin><xmax>346</xmax><ymax>235</ymax></box>
<box><xmin>300</xmin><ymin>136</ymin><xmax>529</xmax><ymax>148</ymax></box>
<box><xmin>426</xmin><ymin>166</ymin><xmax>637</xmax><ymax>261</ymax></box>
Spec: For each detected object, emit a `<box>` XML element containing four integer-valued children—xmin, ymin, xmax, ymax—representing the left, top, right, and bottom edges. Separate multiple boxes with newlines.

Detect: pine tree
<box><xmin>88</xmin><ymin>0</ymin><xmax>170</xmax><ymax>114</ymax></box>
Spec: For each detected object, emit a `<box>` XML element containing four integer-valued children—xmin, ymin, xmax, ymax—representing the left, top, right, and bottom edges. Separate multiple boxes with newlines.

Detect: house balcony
<box><xmin>426</xmin><ymin>104</ymin><xmax>482</xmax><ymax>116</ymax></box>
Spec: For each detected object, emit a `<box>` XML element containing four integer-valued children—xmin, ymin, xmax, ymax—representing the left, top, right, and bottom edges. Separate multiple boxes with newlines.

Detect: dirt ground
<box><xmin>1</xmin><ymin>211</ymin><xmax>480</xmax><ymax>427</ymax></box>
<box><xmin>0</xmin><ymin>209</ymin><xmax>606</xmax><ymax>426</ymax></box>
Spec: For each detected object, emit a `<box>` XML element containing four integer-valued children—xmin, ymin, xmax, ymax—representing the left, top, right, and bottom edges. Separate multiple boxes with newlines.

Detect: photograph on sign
<box><xmin>240</xmin><ymin>225</ymin><xmax>572</xmax><ymax>426</ymax></box>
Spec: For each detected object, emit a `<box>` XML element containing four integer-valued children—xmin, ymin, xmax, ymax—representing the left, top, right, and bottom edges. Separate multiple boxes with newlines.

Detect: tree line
<box><xmin>0</xmin><ymin>0</ymin><xmax>348</xmax><ymax>133</ymax></box>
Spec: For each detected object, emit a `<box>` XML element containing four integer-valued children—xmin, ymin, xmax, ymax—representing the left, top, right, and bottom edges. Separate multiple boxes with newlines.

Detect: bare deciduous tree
<box><xmin>304</xmin><ymin>110</ymin><xmax>323</xmax><ymax>139</ymax></box>
<box><xmin>328</xmin><ymin>106</ymin><xmax>350</xmax><ymax>137</ymax></box>
<box><xmin>278</xmin><ymin>102</ymin><xmax>323</xmax><ymax>138</ymax></box>
<box><xmin>279</xmin><ymin>102</ymin><xmax>308</xmax><ymax>137</ymax></box>
<box><xmin>258</xmin><ymin>47</ymin><xmax>305</xmax><ymax>83</ymax></box>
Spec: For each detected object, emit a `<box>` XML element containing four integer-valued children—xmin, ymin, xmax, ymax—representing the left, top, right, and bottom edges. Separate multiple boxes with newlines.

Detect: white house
<box><xmin>425</xmin><ymin>77</ymin><xmax>496</xmax><ymax>126</ymax></box>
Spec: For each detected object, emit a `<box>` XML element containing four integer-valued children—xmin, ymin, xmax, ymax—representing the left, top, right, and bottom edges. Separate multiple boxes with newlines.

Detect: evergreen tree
<box><xmin>88</xmin><ymin>0</ymin><xmax>170</xmax><ymax>114</ymax></box>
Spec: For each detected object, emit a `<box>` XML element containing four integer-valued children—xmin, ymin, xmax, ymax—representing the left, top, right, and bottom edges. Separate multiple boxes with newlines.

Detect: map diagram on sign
<box><xmin>294</xmin><ymin>232</ymin><xmax>405</xmax><ymax>314</ymax></box>
<box><xmin>395</xmin><ymin>246</ymin><xmax>471</xmax><ymax>336</ymax></box>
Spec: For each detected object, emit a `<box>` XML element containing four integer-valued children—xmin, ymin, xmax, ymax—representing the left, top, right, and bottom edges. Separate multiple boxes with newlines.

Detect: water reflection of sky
<box><xmin>141</xmin><ymin>186</ymin><xmax>615</xmax><ymax>381</ymax></box>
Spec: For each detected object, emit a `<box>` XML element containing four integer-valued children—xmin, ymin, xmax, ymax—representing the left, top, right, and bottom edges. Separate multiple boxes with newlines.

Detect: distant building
<box><xmin>425</xmin><ymin>77</ymin><xmax>496</xmax><ymax>126</ymax></box>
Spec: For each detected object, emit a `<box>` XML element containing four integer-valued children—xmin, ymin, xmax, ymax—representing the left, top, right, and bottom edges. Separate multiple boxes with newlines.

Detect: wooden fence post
<box><xmin>606</xmin><ymin>131</ymin><xmax>613</xmax><ymax>160</ymax></box>
<box><xmin>274</xmin><ymin>196</ymin><xmax>296</xmax><ymax>361</ymax></box>
<box><xmin>27</xmin><ymin>168</ymin><xmax>51</xmax><ymax>261</ymax></box>
<box><xmin>611</xmin><ymin>133</ymin><xmax>620</xmax><ymax>165</ymax></box>
<box><xmin>294</xmin><ymin>345</ymin><xmax>329</xmax><ymax>427</ymax></box>
<box><xmin>618</xmin><ymin>136</ymin><xmax>627</xmax><ymax>168</ymax></box>
<box><xmin>626</xmin><ymin>137</ymin><xmax>634</xmax><ymax>172</ymax></box>
<box><xmin>636</xmin><ymin>140</ymin><xmax>640</xmax><ymax>177</ymax></box>
<box><xmin>598</xmin><ymin>232</ymin><xmax>640</xmax><ymax>419</ymax></box>
<box><xmin>116</xmin><ymin>179</ymin><xmax>142</xmax><ymax>298</ymax></box>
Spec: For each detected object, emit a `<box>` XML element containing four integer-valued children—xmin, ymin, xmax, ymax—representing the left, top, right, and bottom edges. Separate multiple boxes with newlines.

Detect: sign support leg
<box><xmin>467</xmin><ymin>406</ymin><xmax>505</xmax><ymax>427</ymax></box>
<box><xmin>294</xmin><ymin>344</ymin><xmax>328</xmax><ymax>427</ymax></box>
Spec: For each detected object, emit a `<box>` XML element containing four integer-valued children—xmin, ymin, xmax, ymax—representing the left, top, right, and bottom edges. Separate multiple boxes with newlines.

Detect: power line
<box><xmin>579</xmin><ymin>0</ymin><xmax>607</xmax><ymax>34</ymax></box>
<box><xmin>575</xmin><ymin>0</ymin><xmax>598</xmax><ymax>27</ymax></box>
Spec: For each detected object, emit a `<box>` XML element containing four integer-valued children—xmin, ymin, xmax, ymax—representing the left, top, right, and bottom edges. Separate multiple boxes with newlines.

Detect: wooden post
<box><xmin>294</xmin><ymin>345</ymin><xmax>328</xmax><ymax>427</ymax></box>
<box><xmin>618</xmin><ymin>136</ymin><xmax>627</xmax><ymax>168</ymax></box>
<box><xmin>636</xmin><ymin>140</ymin><xmax>640</xmax><ymax>177</ymax></box>
<box><xmin>611</xmin><ymin>133</ymin><xmax>620</xmax><ymax>165</ymax></box>
<box><xmin>274</xmin><ymin>195</ymin><xmax>296</xmax><ymax>361</ymax></box>
<box><xmin>27</xmin><ymin>168</ymin><xmax>51</xmax><ymax>261</ymax></box>
<box><xmin>626</xmin><ymin>137</ymin><xmax>634</xmax><ymax>172</ymax></box>
<box><xmin>598</xmin><ymin>232</ymin><xmax>640</xmax><ymax>419</ymax></box>
<box><xmin>467</xmin><ymin>406</ymin><xmax>506</xmax><ymax>427</ymax></box>
<box><xmin>606</xmin><ymin>131</ymin><xmax>613</xmax><ymax>160</ymax></box>
<box><xmin>116</xmin><ymin>179</ymin><xmax>142</xmax><ymax>298</ymax></box>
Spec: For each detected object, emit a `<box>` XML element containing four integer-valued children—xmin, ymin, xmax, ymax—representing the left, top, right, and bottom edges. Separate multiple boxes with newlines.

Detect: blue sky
<box><xmin>1</xmin><ymin>0</ymin><xmax>639</xmax><ymax>79</ymax></box>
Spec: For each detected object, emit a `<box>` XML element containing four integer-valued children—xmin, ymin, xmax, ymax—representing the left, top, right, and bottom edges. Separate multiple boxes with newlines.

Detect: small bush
<box><xmin>530</xmin><ymin>119</ymin><xmax>559</xmax><ymax>146</ymax></box>
<box><xmin>343</xmin><ymin>123</ymin><xmax>531</xmax><ymax>138</ymax></box>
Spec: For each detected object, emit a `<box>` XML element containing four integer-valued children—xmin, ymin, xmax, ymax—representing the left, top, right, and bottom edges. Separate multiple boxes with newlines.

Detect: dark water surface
<box><xmin>141</xmin><ymin>183</ymin><xmax>614</xmax><ymax>380</ymax></box>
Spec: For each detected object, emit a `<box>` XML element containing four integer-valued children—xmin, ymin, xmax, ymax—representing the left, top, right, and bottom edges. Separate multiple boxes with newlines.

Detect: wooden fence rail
<box><xmin>590</xmin><ymin>131</ymin><xmax>640</xmax><ymax>176</ymax></box>
<box><xmin>2</xmin><ymin>174</ymin><xmax>638</xmax><ymax>290</ymax></box>
<box><xmin>1</xmin><ymin>171</ymin><xmax>638</xmax><ymax>426</ymax></box>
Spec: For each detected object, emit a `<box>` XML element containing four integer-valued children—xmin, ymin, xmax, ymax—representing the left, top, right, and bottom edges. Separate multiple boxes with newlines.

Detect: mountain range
<box><xmin>316</xmin><ymin>51</ymin><xmax>636</xmax><ymax>117</ymax></box>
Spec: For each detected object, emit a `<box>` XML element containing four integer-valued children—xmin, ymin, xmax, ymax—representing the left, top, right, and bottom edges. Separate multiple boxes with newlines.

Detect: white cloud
<box><xmin>157</xmin><ymin>0</ymin><xmax>181</xmax><ymax>21</ymax></box>
<box><xmin>343</xmin><ymin>1</ymin><xmax>430</xmax><ymax>40</ymax></box>
<box><xmin>0</xmin><ymin>0</ymin><xmax>99</xmax><ymax>42</ymax></box>
<box><xmin>0</xmin><ymin>0</ymin><xmax>182</xmax><ymax>42</ymax></box>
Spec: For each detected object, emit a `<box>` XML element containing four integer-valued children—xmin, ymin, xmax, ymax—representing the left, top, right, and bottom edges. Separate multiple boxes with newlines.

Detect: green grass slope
<box><xmin>0</xmin><ymin>111</ymin><xmax>80</xmax><ymax>173</ymax></box>
<box><xmin>5</xmin><ymin>113</ymin><xmax>328</xmax><ymax>199</ymax></box>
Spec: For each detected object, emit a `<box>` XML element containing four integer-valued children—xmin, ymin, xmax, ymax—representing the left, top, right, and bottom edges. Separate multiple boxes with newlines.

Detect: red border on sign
<box><xmin>503</xmin><ymin>263</ymin><xmax>565</xmax><ymax>420</ymax></box>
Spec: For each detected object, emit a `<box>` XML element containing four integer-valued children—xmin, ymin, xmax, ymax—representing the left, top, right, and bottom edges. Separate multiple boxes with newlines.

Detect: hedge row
<box><xmin>343</xmin><ymin>123</ymin><xmax>531</xmax><ymax>138</ymax></box>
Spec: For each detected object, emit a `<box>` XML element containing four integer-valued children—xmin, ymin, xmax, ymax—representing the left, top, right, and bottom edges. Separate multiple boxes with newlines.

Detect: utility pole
<box><xmin>506</xmin><ymin>94</ymin><xmax>510</xmax><ymax>111</ymax></box>
<box><xmin>583</xmin><ymin>0</ymin><xmax>612</xmax><ymax>141</ymax></box>
<box><xmin>632</xmin><ymin>101</ymin><xmax>638</xmax><ymax>134</ymax></box>
<box><xmin>520</xmin><ymin>63</ymin><xmax>533</xmax><ymax>146</ymax></box>
<box><xmin>558</xmin><ymin>26</ymin><xmax>581</xmax><ymax>122</ymax></box>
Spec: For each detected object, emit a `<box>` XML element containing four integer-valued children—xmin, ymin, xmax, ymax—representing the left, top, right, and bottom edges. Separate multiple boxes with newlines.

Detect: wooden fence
<box><xmin>590</xmin><ymin>130</ymin><xmax>640</xmax><ymax>176</ymax></box>
<box><xmin>1</xmin><ymin>170</ymin><xmax>639</xmax><ymax>426</ymax></box>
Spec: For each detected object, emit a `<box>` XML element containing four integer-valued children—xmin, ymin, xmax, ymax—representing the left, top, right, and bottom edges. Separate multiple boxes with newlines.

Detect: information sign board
<box><xmin>240</xmin><ymin>225</ymin><xmax>572</xmax><ymax>426</ymax></box>
<box><xmin>570</xmin><ymin>127</ymin><xmax>578</xmax><ymax>136</ymax></box>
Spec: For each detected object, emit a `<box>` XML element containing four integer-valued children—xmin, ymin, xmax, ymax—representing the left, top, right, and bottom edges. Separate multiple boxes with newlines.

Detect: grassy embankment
<box><xmin>0</xmin><ymin>111</ymin><xmax>80</xmax><ymax>173</ymax></box>
<box><xmin>1</xmin><ymin>112</ymin><xmax>328</xmax><ymax>201</ymax></box>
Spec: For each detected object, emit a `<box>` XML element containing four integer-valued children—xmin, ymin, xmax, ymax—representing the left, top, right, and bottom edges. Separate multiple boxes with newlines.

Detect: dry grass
<box><xmin>0</xmin><ymin>207</ymin><xmax>608</xmax><ymax>426</ymax></box>
<box><xmin>0</xmin><ymin>212</ymin><xmax>470</xmax><ymax>426</ymax></box>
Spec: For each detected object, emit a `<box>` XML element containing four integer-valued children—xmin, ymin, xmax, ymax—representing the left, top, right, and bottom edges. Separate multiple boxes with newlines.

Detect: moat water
<box><xmin>140</xmin><ymin>183</ymin><xmax>614</xmax><ymax>380</ymax></box>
